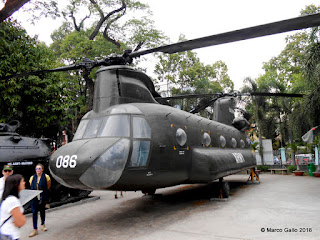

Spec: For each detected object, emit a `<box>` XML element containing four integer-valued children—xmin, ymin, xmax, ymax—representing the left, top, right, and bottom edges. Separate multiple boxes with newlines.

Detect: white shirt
<box><xmin>0</xmin><ymin>195</ymin><xmax>24</xmax><ymax>239</ymax></box>
<box><xmin>0</xmin><ymin>177</ymin><xmax>4</xmax><ymax>199</ymax></box>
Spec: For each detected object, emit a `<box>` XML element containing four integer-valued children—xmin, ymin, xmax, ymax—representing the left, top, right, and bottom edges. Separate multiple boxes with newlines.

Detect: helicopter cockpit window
<box><xmin>133</xmin><ymin>117</ymin><xmax>151</xmax><ymax>138</ymax></box>
<box><xmin>110</xmin><ymin>104</ymin><xmax>143</xmax><ymax>115</ymax></box>
<box><xmin>73</xmin><ymin>115</ymin><xmax>130</xmax><ymax>140</ymax></box>
<box><xmin>128</xmin><ymin>117</ymin><xmax>151</xmax><ymax>168</ymax></box>
<box><xmin>83</xmin><ymin>118</ymin><xmax>102</xmax><ymax>139</ymax></box>
<box><xmin>73</xmin><ymin>120</ymin><xmax>89</xmax><ymax>140</ymax></box>
<box><xmin>128</xmin><ymin>140</ymin><xmax>150</xmax><ymax>167</ymax></box>
<box><xmin>98</xmin><ymin>115</ymin><xmax>130</xmax><ymax>137</ymax></box>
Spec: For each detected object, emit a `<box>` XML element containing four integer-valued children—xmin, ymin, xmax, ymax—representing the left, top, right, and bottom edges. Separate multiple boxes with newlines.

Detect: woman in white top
<box><xmin>0</xmin><ymin>174</ymin><xmax>26</xmax><ymax>240</ymax></box>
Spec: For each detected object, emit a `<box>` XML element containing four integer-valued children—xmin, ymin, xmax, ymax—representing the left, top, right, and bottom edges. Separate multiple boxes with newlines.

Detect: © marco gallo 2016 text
<box><xmin>262</xmin><ymin>228</ymin><xmax>312</xmax><ymax>233</ymax></box>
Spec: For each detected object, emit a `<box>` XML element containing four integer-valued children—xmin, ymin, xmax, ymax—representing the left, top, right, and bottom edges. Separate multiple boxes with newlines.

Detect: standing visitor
<box><xmin>28</xmin><ymin>164</ymin><xmax>51</xmax><ymax>237</ymax></box>
<box><xmin>0</xmin><ymin>174</ymin><xmax>27</xmax><ymax>240</ymax></box>
<box><xmin>0</xmin><ymin>165</ymin><xmax>14</xmax><ymax>198</ymax></box>
<box><xmin>61</xmin><ymin>130</ymin><xmax>68</xmax><ymax>146</ymax></box>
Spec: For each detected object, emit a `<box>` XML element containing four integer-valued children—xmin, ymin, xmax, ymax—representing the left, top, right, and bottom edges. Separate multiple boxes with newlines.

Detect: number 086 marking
<box><xmin>56</xmin><ymin>155</ymin><xmax>77</xmax><ymax>168</ymax></box>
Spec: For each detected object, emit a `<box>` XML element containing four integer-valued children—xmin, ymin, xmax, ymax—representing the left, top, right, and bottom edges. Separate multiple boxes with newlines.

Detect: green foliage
<box><xmin>46</xmin><ymin>0</ymin><xmax>166</xmax><ymax>50</ymax></box>
<box><xmin>2</xmin><ymin>1</ymin><xmax>167</xmax><ymax>138</ymax></box>
<box><xmin>241</xmin><ymin>4</ymin><xmax>320</xmax><ymax>145</ymax></box>
<box><xmin>250</xmin><ymin>141</ymin><xmax>259</xmax><ymax>151</ymax></box>
<box><xmin>47</xmin><ymin>0</ymin><xmax>166</xmax><ymax>113</ymax></box>
<box><xmin>0</xmin><ymin>19</ymin><xmax>74</xmax><ymax>138</ymax></box>
<box><xmin>52</xmin><ymin>29</ymin><xmax>121</xmax><ymax>62</ymax></box>
<box><xmin>241</xmin><ymin>76</ymin><xmax>279</xmax><ymax>143</ymax></box>
<box><xmin>154</xmin><ymin>35</ymin><xmax>233</xmax><ymax>113</ymax></box>
<box><xmin>287</xmin><ymin>165</ymin><xmax>297</xmax><ymax>173</ymax></box>
<box><xmin>286</xmin><ymin>142</ymin><xmax>301</xmax><ymax>155</ymax></box>
<box><xmin>272</xmin><ymin>140</ymin><xmax>281</xmax><ymax>151</ymax></box>
<box><xmin>257</xmin><ymin>165</ymin><xmax>270</xmax><ymax>172</ymax></box>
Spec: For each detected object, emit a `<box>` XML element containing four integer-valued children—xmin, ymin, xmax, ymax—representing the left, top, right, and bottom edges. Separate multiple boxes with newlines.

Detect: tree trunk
<box><xmin>258</xmin><ymin>125</ymin><xmax>265</xmax><ymax>165</ymax></box>
<box><xmin>0</xmin><ymin>0</ymin><xmax>30</xmax><ymax>22</ymax></box>
<box><xmin>256</xmin><ymin>100</ymin><xmax>264</xmax><ymax>165</ymax></box>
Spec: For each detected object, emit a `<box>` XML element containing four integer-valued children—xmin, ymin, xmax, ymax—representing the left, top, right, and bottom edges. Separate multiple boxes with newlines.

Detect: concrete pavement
<box><xmin>20</xmin><ymin>173</ymin><xmax>320</xmax><ymax>240</ymax></box>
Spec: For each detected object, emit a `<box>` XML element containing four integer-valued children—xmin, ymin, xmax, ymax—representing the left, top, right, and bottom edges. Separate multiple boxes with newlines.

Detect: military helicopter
<box><xmin>1</xmin><ymin>13</ymin><xmax>319</xmax><ymax>197</ymax></box>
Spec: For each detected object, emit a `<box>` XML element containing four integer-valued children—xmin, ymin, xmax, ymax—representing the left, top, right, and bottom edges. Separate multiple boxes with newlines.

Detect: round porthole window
<box><xmin>201</xmin><ymin>132</ymin><xmax>211</xmax><ymax>147</ymax></box>
<box><xmin>231</xmin><ymin>138</ymin><xmax>237</xmax><ymax>148</ymax></box>
<box><xmin>176</xmin><ymin>128</ymin><xmax>187</xmax><ymax>146</ymax></box>
<box><xmin>240</xmin><ymin>139</ymin><xmax>245</xmax><ymax>148</ymax></box>
<box><xmin>220</xmin><ymin>135</ymin><xmax>226</xmax><ymax>148</ymax></box>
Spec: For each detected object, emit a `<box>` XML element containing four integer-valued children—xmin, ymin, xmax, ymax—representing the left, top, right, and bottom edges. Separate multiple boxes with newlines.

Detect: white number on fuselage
<box><xmin>56</xmin><ymin>155</ymin><xmax>77</xmax><ymax>168</ymax></box>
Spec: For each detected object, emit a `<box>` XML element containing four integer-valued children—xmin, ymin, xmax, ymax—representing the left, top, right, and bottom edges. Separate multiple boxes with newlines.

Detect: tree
<box><xmin>241</xmin><ymin>4</ymin><xmax>320</xmax><ymax>152</ymax></box>
<box><xmin>0</xmin><ymin>19</ymin><xmax>74</xmax><ymax>138</ymax></box>
<box><xmin>0</xmin><ymin>0</ymin><xmax>59</xmax><ymax>22</ymax></box>
<box><xmin>154</xmin><ymin>48</ymin><xmax>233</xmax><ymax>113</ymax></box>
<box><xmin>1</xmin><ymin>1</ymin><xmax>166</xmax><ymax>137</ymax></box>
<box><xmin>303</xmin><ymin>4</ymin><xmax>320</xmax><ymax>130</ymax></box>
<box><xmin>48</xmin><ymin>1</ymin><xmax>166</xmax><ymax>112</ymax></box>
<box><xmin>0</xmin><ymin>0</ymin><xmax>29</xmax><ymax>22</ymax></box>
<box><xmin>154</xmin><ymin>35</ymin><xmax>233</xmax><ymax>100</ymax></box>
<box><xmin>45</xmin><ymin>0</ymin><xmax>166</xmax><ymax>51</ymax></box>
<box><xmin>241</xmin><ymin>77</ymin><xmax>267</xmax><ymax>165</ymax></box>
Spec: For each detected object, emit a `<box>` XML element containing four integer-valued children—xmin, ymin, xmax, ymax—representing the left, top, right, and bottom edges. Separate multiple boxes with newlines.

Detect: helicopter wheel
<box><xmin>220</xmin><ymin>181</ymin><xmax>230</xmax><ymax>198</ymax></box>
<box><xmin>51</xmin><ymin>184</ymin><xmax>69</xmax><ymax>202</ymax></box>
<box><xmin>142</xmin><ymin>189</ymin><xmax>156</xmax><ymax>195</ymax></box>
<box><xmin>69</xmin><ymin>189</ymin><xmax>92</xmax><ymax>198</ymax></box>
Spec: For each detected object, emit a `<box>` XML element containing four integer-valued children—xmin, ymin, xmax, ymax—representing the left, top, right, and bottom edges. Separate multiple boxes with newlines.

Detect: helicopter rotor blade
<box><xmin>0</xmin><ymin>58</ymin><xmax>107</xmax><ymax>81</ymax></box>
<box><xmin>156</xmin><ymin>92</ymin><xmax>303</xmax><ymax>101</ymax></box>
<box><xmin>0</xmin><ymin>64</ymin><xmax>80</xmax><ymax>81</ymax></box>
<box><xmin>155</xmin><ymin>93</ymin><xmax>224</xmax><ymax>100</ymax></box>
<box><xmin>248</xmin><ymin>92</ymin><xmax>303</xmax><ymax>98</ymax></box>
<box><xmin>130</xmin><ymin>13</ymin><xmax>320</xmax><ymax>58</ymax></box>
<box><xmin>2</xmin><ymin>13</ymin><xmax>320</xmax><ymax>81</ymax></box>
<box><xmin>188</xmin><ymin>92</ymin><xmax>303</xmax><ymax>114</ymax></box>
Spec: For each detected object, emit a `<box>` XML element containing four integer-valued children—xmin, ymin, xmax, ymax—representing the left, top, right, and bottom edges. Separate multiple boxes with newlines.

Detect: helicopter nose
<box><xmin>49</xmin><ymin>138</ymin><xmax>130</xmax><ymax>189</ymax></box>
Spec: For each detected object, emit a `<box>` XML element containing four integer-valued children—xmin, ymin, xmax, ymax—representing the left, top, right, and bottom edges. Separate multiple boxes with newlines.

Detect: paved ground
<box><xmin>20</xmin><ymin>173</ymin><xmax>320</xmax><ymax>240</ymax></box>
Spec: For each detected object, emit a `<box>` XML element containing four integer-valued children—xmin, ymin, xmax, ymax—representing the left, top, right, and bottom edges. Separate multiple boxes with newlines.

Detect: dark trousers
<box><xmin>31</xmin><ymin>199</ymin><xmax>46</xmax><ymax>230</ymax></box>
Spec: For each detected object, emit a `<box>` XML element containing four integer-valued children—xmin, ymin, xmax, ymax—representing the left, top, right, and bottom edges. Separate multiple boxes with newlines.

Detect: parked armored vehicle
<box><xmin>0</xmin><ymin>121</ymin><xmax>90</xmax><ymax>207</ymax></box>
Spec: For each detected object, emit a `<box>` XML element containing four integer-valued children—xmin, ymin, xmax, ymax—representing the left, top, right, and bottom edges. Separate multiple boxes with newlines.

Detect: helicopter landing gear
<box><xmin>218</xmin><ymin>178</ymin><xmax>230</xmax><ymax>199</ymax></box>
<box><xmin>142</xmin><ymin>189</ymin><xmax>156</xmax><ymax>196</ymax></box>
<box><xmin>247</xmin><ymin>168</ymin><xmax>260</xmax><ymax>183</ymax></box>
<box><xmin>210</xmin><ymin>178</ymin><xmax>230</xmax><ymax>200</ymax></box>
<box><xmin>115</xmin><ymin>191</ymin><xmax>123</xmax><ymax>199</ymax></box>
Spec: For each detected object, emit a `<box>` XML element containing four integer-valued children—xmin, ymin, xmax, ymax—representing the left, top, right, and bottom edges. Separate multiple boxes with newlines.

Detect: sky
<box><xmin>4</xmin><ymin>0</ymin><xmax>320</xmax><ymax>90</ymax></box>
<box><xmin>146</xmin><ymin>0</ymin><xmax>319</xmax><ymax>90</ymax></box>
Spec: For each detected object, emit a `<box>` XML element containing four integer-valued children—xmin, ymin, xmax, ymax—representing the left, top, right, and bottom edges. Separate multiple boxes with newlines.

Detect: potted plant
<box><xmin>293</xmin><ymin>159</ymin><xmax>305</xmax><ymax>176</ymax></box>
<box><xmin>287</xmin><ymin>143</ymin><xmax>305</xmax><ymax>176</ymax></box>
<box><xmin>313</xmin><ymin>172</ymin><xmax>320</xmax><ymax>177</ymax></box>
